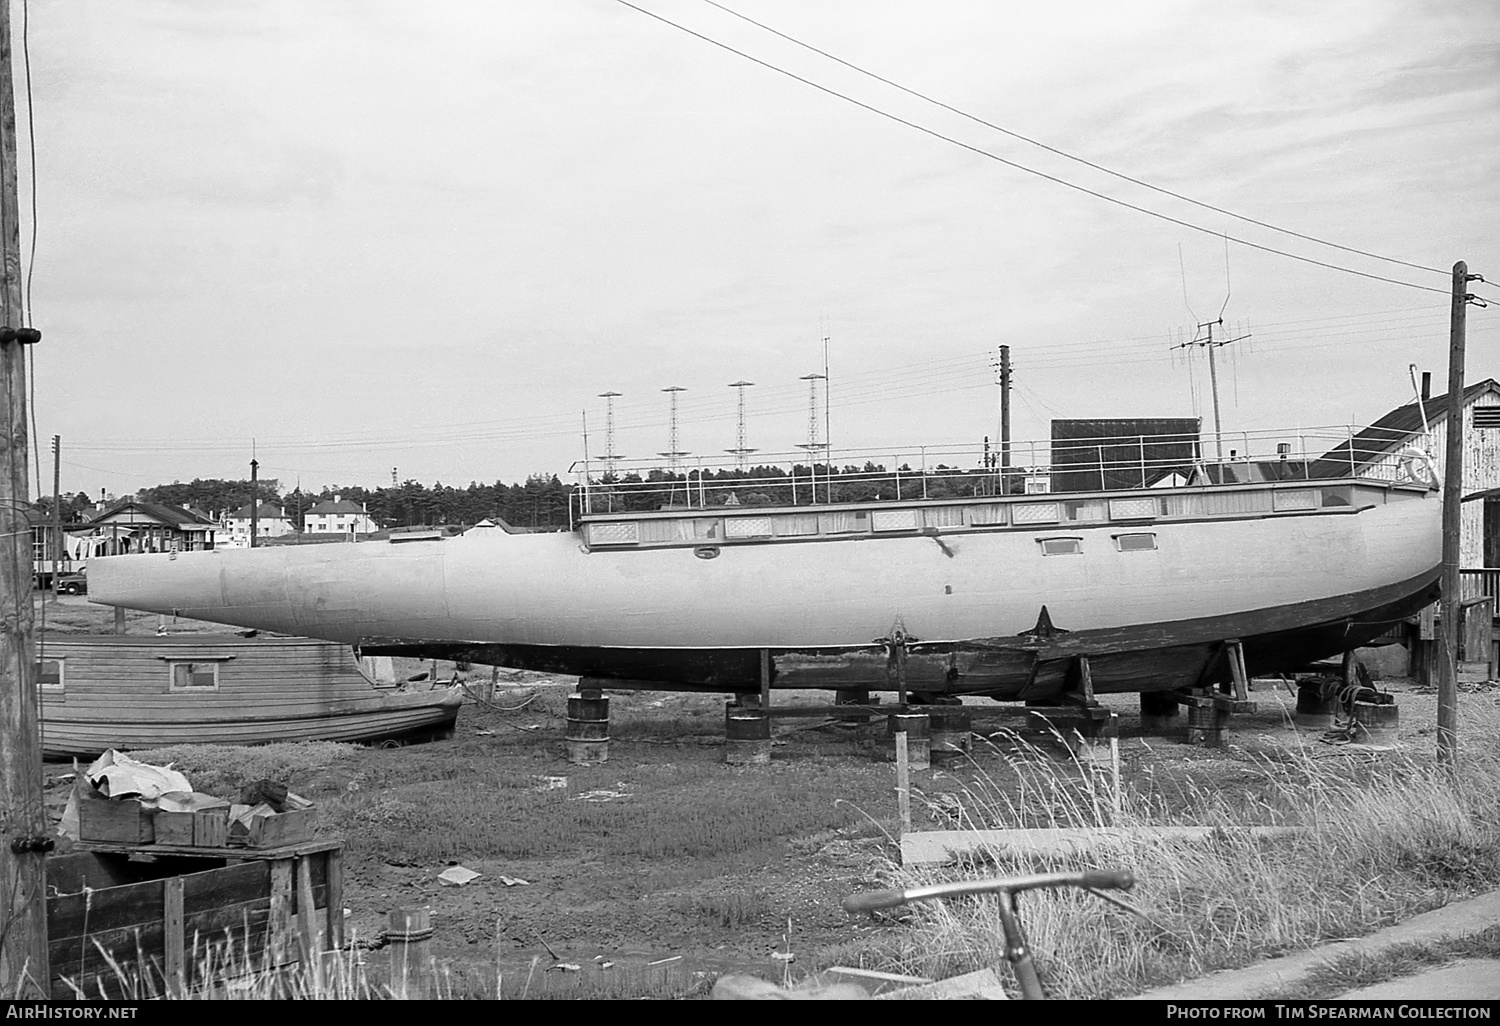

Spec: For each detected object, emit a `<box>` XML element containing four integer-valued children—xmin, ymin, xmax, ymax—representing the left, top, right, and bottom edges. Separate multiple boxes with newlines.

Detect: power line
<box><xmin>615</xmin><ymin>0</ymin><xmax>1448</xmax><ymax>295</ymax></box>
<box><xmin>699</xmin><ymin>0</ymin><xmax>1448</xmax><ymax>279</ymax></box>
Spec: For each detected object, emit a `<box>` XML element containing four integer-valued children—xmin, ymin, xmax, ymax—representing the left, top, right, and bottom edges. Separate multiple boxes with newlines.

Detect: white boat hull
<box><xmin>86</xmin><ymin>482</ymin><xmax>1441</xmax><ymax>700</ymax></box>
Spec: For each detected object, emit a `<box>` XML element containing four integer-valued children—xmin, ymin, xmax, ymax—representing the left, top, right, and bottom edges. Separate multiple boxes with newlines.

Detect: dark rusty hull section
<box><xmin>357</xmin><ymin>567</ymin><xmax>1438</xmax><ymax>702</ymax></box>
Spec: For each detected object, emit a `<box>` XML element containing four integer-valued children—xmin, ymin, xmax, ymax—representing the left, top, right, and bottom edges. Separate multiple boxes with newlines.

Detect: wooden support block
<box><xmin>1076</xmin><ymin>655</ymin><xmax>1095</xmax><ymax>704</ymax></box>
<box><xmin>1212</xmin><ymin>695</ymin><xmax>1257</xmax><ymax>715</ymax></box>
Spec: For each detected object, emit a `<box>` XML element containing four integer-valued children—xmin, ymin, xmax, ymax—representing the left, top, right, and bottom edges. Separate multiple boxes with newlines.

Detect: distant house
<box><xmin>68</xmin><ymin>500</ymin><xmax>219</xmax><ymax>557</ymax></box>
<box><xmin>221</xmin><ymin>502</ymin><xmax>294</xmax><ymax>548</ymax></box>
<box><xmin>304</xmin><ymin>495</ymin><xmax>377</xmax><ymax>537</ymax></box>
<box><xmin>1309</xmin><ymin>379</ymin><xmax>1500</xmax><ymax>576</ymax></box>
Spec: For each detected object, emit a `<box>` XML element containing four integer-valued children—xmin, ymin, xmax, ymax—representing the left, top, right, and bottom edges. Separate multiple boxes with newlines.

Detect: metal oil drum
<box><xmin>724</xmin><ymin>704</ymin><xmax>772</xmax><ymax>765</ymax></box>
<box><xmin>565</xmin><ymin>694</ymin><xmax>610</xmax><ymax>765</ymax></box>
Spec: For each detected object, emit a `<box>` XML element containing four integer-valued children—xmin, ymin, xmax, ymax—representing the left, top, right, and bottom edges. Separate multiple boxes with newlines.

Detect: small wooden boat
<box><xmin>84</xmin><ymin>430</ymin><xmax>1443</xmax><ymax>704</ymax></box>
<box><xmin>36</xmin><ymin>633</ymin><xmax>464</xmax><ymax>758</ymax></box>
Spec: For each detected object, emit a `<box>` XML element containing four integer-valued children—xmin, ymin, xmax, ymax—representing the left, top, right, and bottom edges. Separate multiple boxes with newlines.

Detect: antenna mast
<box><xmin>797</xmin><ymin>372</ymin><xmax>828</xmax><ymax>503</ymax></box>
<box><xmin>658</xmin><ymin>386</ymin><xmax>689</xmax><ymax>471</ymax></box>
<box><xmin>726</xmin><ymin>381</ymin><xmax>757</xmax><ymax>469</ymax></box>
<box><xmin>596</xmin><ymin>391</ymin><xmax>623</xmax><ymax>468</ymax></box>
<box><xmin>1174</xmin><ymin>318</ymin><xmax>1249</xmax><ymax>461</ymax></box>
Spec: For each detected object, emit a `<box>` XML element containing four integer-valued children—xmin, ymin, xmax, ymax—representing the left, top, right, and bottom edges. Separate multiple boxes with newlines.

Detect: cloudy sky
<box><xmin>20</xmin><ymin>0</ymin><xmax>1500</xmax><ymax>499</ymax></box>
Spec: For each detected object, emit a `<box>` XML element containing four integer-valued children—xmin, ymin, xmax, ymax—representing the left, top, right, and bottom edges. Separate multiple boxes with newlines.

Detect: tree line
<box><xmin>37</xmin><ymin>459</ymin><xmax>1011</xmax><ymax>534</ymax></box>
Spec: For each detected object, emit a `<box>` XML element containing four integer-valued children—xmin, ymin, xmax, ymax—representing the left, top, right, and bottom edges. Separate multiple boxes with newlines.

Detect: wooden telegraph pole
<box><xmin>0</xmin><ymin>0</ymin><xmax>49</xmax><ymax>996</ymax></box>
<box><xmin>1438</xmin><ymin>261</ymin><xmax>1471</xmax><ymax>770</ymax></box>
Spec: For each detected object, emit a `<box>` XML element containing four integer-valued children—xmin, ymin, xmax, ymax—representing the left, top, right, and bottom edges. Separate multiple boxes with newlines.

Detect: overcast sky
<box><xmin>21</xmin><ymin>0</ymin><xmax>1500</xmax><ymax>500</ymax></box>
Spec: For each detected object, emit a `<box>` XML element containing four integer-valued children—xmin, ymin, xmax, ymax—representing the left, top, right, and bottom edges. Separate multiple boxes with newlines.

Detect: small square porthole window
<box><xmin>169</xmin><ymin>662</ymin><xmax>219</xmax><ymax>691</ymax></box>
<box><xmin>1115</xmin><ymin>532</ymin><xmax>1158</xmax><ymax>552</ymax></box>
<box><xmin>1039</xmin><ymin>537</ymin><xmax>1083</xmax><ymax>556</ymax></box>
<box><xmin>36</xmin><ymin>658</ymin><xmax>63</xmax><ymax>691</ymax></box>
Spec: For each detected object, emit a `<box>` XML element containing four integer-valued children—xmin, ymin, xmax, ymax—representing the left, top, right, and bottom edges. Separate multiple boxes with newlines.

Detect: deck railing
<box><xmin>568</xmin><ymin>423</ymin><xmax>1428</xmax><ymax>521</ymax></box>
<box><xmin>1460</xmin><ymin>569</ymin><xmax>1500</xmax><ymax>603</ymax></box>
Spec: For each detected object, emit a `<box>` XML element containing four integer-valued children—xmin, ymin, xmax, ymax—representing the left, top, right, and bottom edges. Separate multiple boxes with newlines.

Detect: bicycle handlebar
<box><xmin>841</xmin><ymin>869</ymin><xmax>1135</xmax><ymax>913</ymax></box>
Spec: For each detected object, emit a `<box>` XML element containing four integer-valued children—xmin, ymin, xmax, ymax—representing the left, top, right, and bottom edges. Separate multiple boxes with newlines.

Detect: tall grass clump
<box><xmin>834</xmin><ymin>706</ymin><xmax>1500</xmax><ymax>999</ymax></box>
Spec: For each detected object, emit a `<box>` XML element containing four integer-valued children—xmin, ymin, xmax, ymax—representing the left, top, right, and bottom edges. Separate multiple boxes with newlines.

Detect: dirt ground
<box><xmin>37</xmin><ymin>595</ymin><xmax>1500</xmax><ymax>998</ymax></box>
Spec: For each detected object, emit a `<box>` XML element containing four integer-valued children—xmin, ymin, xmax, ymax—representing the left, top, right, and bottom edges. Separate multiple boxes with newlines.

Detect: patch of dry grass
<box><xmin>822</xmin><ymin>703</ymin><xmax>1500</xmax><ymax>999</ymax></box>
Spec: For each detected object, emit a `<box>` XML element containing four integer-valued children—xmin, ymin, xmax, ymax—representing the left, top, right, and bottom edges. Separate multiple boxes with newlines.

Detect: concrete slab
<box><xmin>1339</xmin><ymin>959</ymin><xmax>1500</xmax><ymax>1000</ymax></box>
<box><xmin>1131</xmin><ymin>889</ymin><xmax>1500</xmax><ymax>1001</ymax></box>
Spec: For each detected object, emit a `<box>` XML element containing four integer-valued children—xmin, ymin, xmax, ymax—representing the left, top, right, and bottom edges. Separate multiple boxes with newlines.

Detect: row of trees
<box><xmin>129</xmin><ymin>474</ymin><xmax>575</xmax><ymax>531</ymax></box>
<box><xmin>38</xmin><ymin>460</ymin><xmax>1017</xmax><ymax>534</ymax></box>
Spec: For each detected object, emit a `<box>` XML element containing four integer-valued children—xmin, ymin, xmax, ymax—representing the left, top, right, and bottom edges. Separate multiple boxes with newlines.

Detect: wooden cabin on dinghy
<box><xmin>36</xmin><ymin>633</ymin><xmax>463</xmax><ymax>759</ymax></box>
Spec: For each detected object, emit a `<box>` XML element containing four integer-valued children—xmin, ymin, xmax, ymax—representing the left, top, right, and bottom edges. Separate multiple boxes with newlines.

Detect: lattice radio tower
<box><xmin>726</xmin><ymin>380</ymin><xmax>757</xmax><ymax>469</ymax></box>
<box><xmin>797</xmin><ymin>372</ymin><xmax>828</xmax><ymax>501</ymax></box>
<box><xmin>659</xmin><ymin>386</ymin><xmax>690</xmax><ymax>470</ymax></box>
<box><xmin>595</xmin><ymin>391</ymin><xmax>624</xmax><ymax>469</ymax></box>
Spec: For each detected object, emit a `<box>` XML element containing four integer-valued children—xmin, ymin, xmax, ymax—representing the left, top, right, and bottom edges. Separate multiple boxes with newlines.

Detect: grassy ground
<box><xmin>32</xmin><ymin>593</ymin><xmax>1500</xmax><ymax>999</ymax></box>
<box><xmin>816</xmin><ymin>688</ymin><xmax>1500</xmax><ymax>999</ymax></box>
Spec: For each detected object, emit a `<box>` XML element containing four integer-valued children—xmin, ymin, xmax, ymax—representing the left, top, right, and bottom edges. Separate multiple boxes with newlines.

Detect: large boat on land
<box><xmin>86</xmin><ymin>426</ymin><xmax>1442</xmax><ymax>703</ymax></box>
<box><xmin>36</xmin><ymin>633</ymin><xmax>464</xmax><ymax>758</ymax></box>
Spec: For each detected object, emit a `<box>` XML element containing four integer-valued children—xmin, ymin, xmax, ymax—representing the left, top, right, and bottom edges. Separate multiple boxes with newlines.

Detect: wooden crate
<box><xmin>155</xmin><ymin>808</ymin><xmax>229</xmax><ymax>848</ymax></box>
<box><xmin>77</xmin><ymin>798</ymin><xmax>154</xmax><ymax>845</ymax></box>
<box><xmin>49</xmin><ymin>839</ymin><xmax>344</xmax><ymax>999</ymax></box>
<box><xmin>242</xmin><ymin>808</ymin><xmax>316</xmax><ymax>848</ymax></box>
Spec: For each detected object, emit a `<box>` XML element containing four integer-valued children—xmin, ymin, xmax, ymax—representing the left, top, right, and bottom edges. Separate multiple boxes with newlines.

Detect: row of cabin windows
<box><xmin>1040</xmin><ymin>533</ymin><xmax>1157</xmax><ymax>556</ymax></box>
<box><xmin>34</xmin><ymin>659</ymin><xmax>219</xmax><ymax>694</ymax></box>
<box><xmin>587</xmin><ymin>485</ymin><xmax>1355</xmax><ymax>548</ymax></box>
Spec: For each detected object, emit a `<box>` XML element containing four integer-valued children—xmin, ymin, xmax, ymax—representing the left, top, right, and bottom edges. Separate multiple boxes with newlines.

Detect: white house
<box><xmin>304</xmin><ymin>495</ymin><xmax>378</xmax><ymax>536</ymax></box>
<box><xmin>221</xmin><ymin>502</ymin><xmax>294</xmax><ymax>548</ymax></box>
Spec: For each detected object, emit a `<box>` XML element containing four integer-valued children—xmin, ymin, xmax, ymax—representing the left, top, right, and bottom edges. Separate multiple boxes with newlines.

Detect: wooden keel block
<box><xmin>1185</xmin><ymin>695</ymin><xmax>1227</xmax><ymax>747</ymax></box>
<box><xmin>725</xmin><ymin>704</ymin><xmax>771</xmax><ymax>766</ymax></box>
<box><xmin>565</xmin><ymin>693</ymin><xmax>610</xmax><ymax>766</ymax></box>
<box><xmin>928</xmin><ymin>707</ymin><xmax>973</xmax><ymax>763</ymax></box>
<box><xmin>834</xmin><ymin>688</ymin><xmax>874</xmax><ymax>723</ymax></box>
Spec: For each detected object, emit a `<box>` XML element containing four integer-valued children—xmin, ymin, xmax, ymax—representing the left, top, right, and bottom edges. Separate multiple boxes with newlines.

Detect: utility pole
<box><xmin>0</xmin><ymin>0</ymin><xmax>49</xmax><ymax>995</ymax></box>
<box><xmin>1439</xmin><ymin>260</ymin><xmax>1485</xmax><ymax>770</ymax></box>
<box><xmin>249</xmin><ymin>458</ymin><xmax>259</xmax><ymax>548</ymax></box>
<box><xmin>994</xmin><ymin>345</ymin><xmax>1011</xmax><ymax>493</ymax></box>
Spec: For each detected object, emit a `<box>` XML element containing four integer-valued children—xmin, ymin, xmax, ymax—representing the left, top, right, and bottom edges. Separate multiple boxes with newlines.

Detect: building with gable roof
<box><xmin>304</xmin><ymin>494</ymin><xmax>377</xmax><ymax>537</ymax></box>
<box><xmin>68</xmin><ymin>499</ymin><xmax>219</xmax><ymax>558</ymax></box>
<box><xmin>221</xmin><ymin>501</ymin><xmax>294</xmax><ymax>548</ymax></box>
